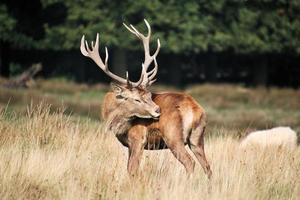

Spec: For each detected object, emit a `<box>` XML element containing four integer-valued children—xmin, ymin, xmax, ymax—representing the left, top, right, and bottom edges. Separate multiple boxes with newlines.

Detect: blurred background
<box><xmin>1</xmin><ymin>1</ymin><xmax>300</xmax><ymax>197</ymax></box>
<box><xmin>1</xmin><ymin>0</ymin><xmax>300</xmax><ymax>137</ymax></box>
<box><xmin>1</xmin><ymin>0</ymin><xmax>300</xmax><ymax>88</ymax></box>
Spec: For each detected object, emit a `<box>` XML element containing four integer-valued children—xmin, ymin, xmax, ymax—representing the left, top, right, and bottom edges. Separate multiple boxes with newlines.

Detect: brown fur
<box><xmin>102</xmin><ymin>90</ymin><xmax>212</xmax><ymax>178</ymax></box>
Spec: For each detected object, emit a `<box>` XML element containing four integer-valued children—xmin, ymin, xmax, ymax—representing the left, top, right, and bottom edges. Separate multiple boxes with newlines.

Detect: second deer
<box><xmin>80</xmin><ymin>20</ymin><xmax>212</xmax><ymax>178</ymax></box>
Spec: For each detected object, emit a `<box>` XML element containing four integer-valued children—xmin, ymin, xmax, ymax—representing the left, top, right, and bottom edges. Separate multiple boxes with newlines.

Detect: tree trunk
<box><xmin>112</xmin><ymin>48</ymin><xmax>127</xmax><ymax>78</ymax></box>
<box><xmin>0</xmin><ymin>42</ymin><xmax>9</xmax><ymax>77</ymax></box>
<box><xmin>253</xmin><ymin>59</ymin><xmax>268</xmax><ymax>87</ymax></box>
<box><xmin>206</xmin><ymin>53</ymin><xmax>218</xmax><ymax>83</ymax></box>
<box><xmin>169</xmin><ymin>55</ymin><xmax>182</xmax><ymax>87</ymax></box>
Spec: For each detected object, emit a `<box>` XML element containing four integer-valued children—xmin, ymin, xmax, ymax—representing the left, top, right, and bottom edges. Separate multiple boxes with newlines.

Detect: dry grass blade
<box><xmin>0</xmin><ymin>102</ymin><xmax>299</xmax><ymax>199</ymax></box>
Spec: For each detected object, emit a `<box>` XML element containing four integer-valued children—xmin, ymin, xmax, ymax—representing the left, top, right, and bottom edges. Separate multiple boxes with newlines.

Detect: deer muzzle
<box><xmin>151</xmin><ymin>106</ymin><xmax>161</xmax><ymax>119</ymax></box>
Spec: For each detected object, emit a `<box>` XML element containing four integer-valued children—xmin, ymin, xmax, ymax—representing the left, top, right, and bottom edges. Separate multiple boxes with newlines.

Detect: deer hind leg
<box><xmin>169</xmin><ymin>143</ymin><xmax>195</xmax><ymax>175</ymax></box>
<box><xmin>189</xmin><ymin>123</ymin><xmax>212</xmax><ymax>179</ymax></box>
<box><xmin>163</xmin><ymin>133</ymin><xmax>195</xmax><ymax>175</ymax></box>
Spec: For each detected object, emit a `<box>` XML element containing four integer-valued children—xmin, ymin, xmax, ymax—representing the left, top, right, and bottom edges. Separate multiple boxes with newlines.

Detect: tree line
<box><xmin>1</xmin><ymin>0</ymin><xmax>300</xmax><ymax>87</ymax></box>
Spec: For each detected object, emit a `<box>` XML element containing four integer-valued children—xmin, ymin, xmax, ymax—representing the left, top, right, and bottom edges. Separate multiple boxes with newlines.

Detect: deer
<box><xmin>80</xmin><ymin>19</ymin><xmax>212</xmax><ymax>179</ymax></box>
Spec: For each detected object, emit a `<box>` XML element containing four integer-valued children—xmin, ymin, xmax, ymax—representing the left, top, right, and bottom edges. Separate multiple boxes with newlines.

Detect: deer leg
<box><xmin>162</xmin><ymin>118</ymin><xmax>195</xmax><ymax>175</ymax></box>
<box><xmin>189</xmin><ymin>125</ymin><xmax>212</xmax><ymax>179</ymax></box>
<box><xmin>164</xmin><ymin>139</ymin><xmax>195</xmax><ymax>174</ymax></box>
<box><xmin>127</xmin><ymin>126</ymin><xmax>146</xmax><ymax>176</ymax></box>
<box><xmin>170</xmin><ymin>143</ymin><xmax>195</xmax><ymax>174</ymax></box>
<box><xmin>127</xmin><ymin>141</ymin><xmax>144</xmax><ymax>176</ymax></box>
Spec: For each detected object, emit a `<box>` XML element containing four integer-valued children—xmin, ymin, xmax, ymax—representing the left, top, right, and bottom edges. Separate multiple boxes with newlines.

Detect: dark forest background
<box><xmin>1</xmin><ymin>0</ymin><xmax>300</xmax><ymax>88</ymax></box>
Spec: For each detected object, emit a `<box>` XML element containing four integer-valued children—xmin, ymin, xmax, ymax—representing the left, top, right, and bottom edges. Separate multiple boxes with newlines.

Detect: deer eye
<box><xmin>134</xmin><ymin>99</ymin><xmax>141</xmax><ymax>103</ymax></box>
<box><xmin>116</xmin><ymin>95</ymin><xmax>127</xmax><ymax>100</ymax></box>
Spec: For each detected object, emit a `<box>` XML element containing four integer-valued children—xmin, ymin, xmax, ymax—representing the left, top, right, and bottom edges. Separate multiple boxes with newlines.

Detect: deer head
<box><xmin>110</xmin><ymin>83</ymin><xmax>160</xmax><ymax>118</ymax></box>
<box><xmin>80</xmin><ymin>19</ymin><xmax>161</xmax><ymax>119</ymax></box>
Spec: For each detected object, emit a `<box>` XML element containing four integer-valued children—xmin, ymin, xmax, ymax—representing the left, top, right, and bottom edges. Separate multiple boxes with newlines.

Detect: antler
<box><xmin>123</xmin><ymin>19</ymin><xmax>161</xmax><ymax>88</ymax></box>
<box><xmin>80</xmin><ymin>33</ymin><xmax>141</xmax><ymax>87</ymax></box>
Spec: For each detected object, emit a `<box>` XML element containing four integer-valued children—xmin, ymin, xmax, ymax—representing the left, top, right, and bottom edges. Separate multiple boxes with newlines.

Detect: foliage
<box><xmin>0</xmin><ymin>4</ymin><xmax>37</xmax><ymax>48</ymax></box>
<box><xmin>1</xmin><ymin>0</ymin><xmax>300</xmax><ymax>53</ymax></box>
<box><xmin>8</xmin><ymin>62</ymin><xmax>22</xmax><ymax>76</ymax></box>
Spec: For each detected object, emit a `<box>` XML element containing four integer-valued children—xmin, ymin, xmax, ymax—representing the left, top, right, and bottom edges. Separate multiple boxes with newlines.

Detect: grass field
<box><xmin>0</xmin><ymin>78</ymin><xmax>299</xmax><ymax>199</ymax></box>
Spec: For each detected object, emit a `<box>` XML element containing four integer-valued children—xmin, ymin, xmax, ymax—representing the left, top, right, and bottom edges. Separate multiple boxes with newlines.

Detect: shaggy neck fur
<box><xmin>104</xmin><ymin>107</ymin><xmax>133</xmax><ymax>136</ymax></box>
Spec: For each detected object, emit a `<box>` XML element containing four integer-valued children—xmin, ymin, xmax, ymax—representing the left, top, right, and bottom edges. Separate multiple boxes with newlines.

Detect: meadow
<box><xmin>0</xmin><ymin>78</ymin><xmax>299</xmax><ymax>199</ymax></box>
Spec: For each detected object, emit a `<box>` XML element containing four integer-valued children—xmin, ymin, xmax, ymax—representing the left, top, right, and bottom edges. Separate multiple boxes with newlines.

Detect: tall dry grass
<box><xmin>0</xmin><ymin>103</ymin><xmax>299</xmax><ymax>200</ymax></box>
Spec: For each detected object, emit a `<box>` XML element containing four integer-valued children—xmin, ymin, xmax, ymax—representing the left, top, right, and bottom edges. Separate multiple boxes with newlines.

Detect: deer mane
<box><xmin>104</xmin><ymin>107</ymin><xmax>133</xmax><ymax>136</ymax></box>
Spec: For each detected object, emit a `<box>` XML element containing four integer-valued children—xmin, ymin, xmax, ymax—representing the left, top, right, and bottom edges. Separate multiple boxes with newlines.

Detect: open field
<box><xmin>0</xmin><ymin>79</ymin><xmax>300</xmax><ymax>199</ymax></box>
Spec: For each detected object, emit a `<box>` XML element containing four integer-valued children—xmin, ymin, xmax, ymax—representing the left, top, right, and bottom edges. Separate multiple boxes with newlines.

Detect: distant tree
<box><xmin>1</xmin><ymin>0</ymin><xmax>300</xmax><ymax>85</ymax></box>
<box><xmin>40</xmin><ymin>0</ymin><xmax>300</xmax><ymax>84</ymax></box>
<box><xmin>0</xmin><ymin>1</ymin><xmax>42</xmax><ymax>76</ymax></box>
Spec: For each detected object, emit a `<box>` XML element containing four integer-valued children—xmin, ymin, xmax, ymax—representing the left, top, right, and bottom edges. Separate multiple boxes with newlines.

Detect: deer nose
<box><xmin>155</xmin><ymin>107</ymin><xmax>161</xmax><ymax>114</ymax></box>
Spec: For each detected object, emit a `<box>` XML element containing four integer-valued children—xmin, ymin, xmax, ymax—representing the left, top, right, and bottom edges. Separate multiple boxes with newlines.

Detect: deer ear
<box><xmin>111</xmin><ymin>82</ymin><xmax>126</xmax><ymax>98</ymax></box>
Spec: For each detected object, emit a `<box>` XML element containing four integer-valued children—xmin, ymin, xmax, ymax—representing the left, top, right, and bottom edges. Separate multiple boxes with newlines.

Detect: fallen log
<box><xmin>2</xmin><ymin>63</ymin><xmax>42</xmax><ymax>88</ymax></box>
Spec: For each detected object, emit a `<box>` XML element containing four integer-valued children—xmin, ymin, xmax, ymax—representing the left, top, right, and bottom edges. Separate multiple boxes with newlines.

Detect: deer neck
<box><xmin>104</xmin><ymin>106</ymin><xmax>133</xmax><ymax>136</ymax></box>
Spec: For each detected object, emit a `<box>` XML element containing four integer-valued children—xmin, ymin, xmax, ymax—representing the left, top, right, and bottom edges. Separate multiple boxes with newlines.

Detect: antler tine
<box><xmin>125</xmin><ymin>71</ymin><xmax>132</xmax><ymax>87</ymax></box>
<box><xmin>153</xmin><ymin>39</ymin><xmax>161</xmax><ymax>57</ymax></box>
<box><xmin>123</xmin><ymin>19</ymin><xmax>161</xmax><ymax>88</ymax></box>
<box><xmin>80</xmin><ymin>35</ymin><xmax>89</xmax><ymax>56</ymax></box>
<box><xmin>130</xmin><ymin>25</ymin><xmax>142</xmax><ymax>37</ymax></box>
<box><xmin>80</xmin><ymin>34</ymin><xmax>132</xmax><ymax>86</ymax></box>
<box><xmin>148</xmin><ymin>58</ymin><xmax>158</xmax><ymax>80</ymax></box>
<box><xmin>123</xmin><ymin>23</ymin><xmax>141</xmax><ymax>39</ymax></box>
<box><xmin>104</xmin><ymin>47</ymin><xmax>109</xmax><ymax>67</ymax></box>
<box><xmin>144</xmin><ymin>19</ymin><xmax>151</xmax><ymax>38</ymax></box>
<box><xmin>144</xmin><ymin>38</ymin><xmax>160</xmax><ymax>81</ymax></box>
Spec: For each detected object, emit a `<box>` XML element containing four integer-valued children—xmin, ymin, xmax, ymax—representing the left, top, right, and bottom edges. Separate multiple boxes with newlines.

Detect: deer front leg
<box><xmin>127</xmin><ymin>126</ymin><xmax>146</xmax><ymax>176</ymax></box>
<box><xmin>127</xmin><ymin>142</ymin><xmax>144</xmax><ymax>176</ymax></box>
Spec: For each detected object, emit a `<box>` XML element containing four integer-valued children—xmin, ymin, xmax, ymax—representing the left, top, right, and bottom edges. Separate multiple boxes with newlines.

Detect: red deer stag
<box><xmin>80</xmin><ymin>19</ymin><xmax>212</xmax><ymax>178</ymax></box>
